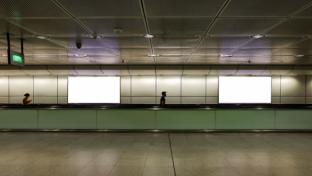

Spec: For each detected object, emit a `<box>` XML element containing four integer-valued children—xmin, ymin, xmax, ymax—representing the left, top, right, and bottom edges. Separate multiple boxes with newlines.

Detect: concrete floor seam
<box><xmin>168</xmin><ymin>133</ymin><xmax>177</xmax><ymax>176</ymax></box>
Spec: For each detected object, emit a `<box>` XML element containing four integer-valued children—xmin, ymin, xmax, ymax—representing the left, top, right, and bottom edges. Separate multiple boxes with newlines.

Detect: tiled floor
<box><xmin>0</xmin><ymin>133</ymin><xmax>311</xmax><ymax>176</ymax></box>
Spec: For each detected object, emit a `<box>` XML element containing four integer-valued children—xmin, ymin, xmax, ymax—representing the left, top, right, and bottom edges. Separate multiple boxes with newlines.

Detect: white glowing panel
<box><xmin>219</xmin><ymin>76</ymin><xmax>271</xmax><ymax>103</ymax></box>
<box><xmin>68</xmin><ymin>77</ymin><xmax>120</xmax><ymax>103</ymax></box>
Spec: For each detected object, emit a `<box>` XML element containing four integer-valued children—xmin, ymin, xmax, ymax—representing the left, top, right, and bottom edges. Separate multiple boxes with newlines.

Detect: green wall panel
<box><xmin>97</xmin><ymin>110</ymin><xmax>156</xmax><ymax>129</ymax></box>
<box><xmin>216</xmin><ymin>110</ymin><xmax>275</xmax><ymax>129</ymax></box>
<box><xmin>0</xmin><ymin>108</ymin><xmax>311</xmax><ymax>130</ymax></box>
<box><xmin>38</xmin><ymin>110</ymin><xmax>96</xmax><ymax>129</ymax></box>
<box><xmin>0</xmin><ymin>110</ymin><xmax>37</xmax><ymax>129</ymax></box>
<box><xmin>276</xmin><ymin>110</ymin><xmax>312</xmax><ymax>129</ymax></box>
<box><xmin>156</xmin><ymin>110</ymin><xmax>215</xmax><ymax>129</ymax></box>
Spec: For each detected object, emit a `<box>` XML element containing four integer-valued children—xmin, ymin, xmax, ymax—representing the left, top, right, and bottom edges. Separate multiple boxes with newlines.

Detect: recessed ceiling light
<box><xmin>220</xmin><ymin>54</ymin><xmax>233</xmax><ymax>57</ymax></box>
<box><xmin>296</xmin><ymin>54</ymin><xmax>304</xmax><ymax>58</ymax></box>
<box><xmin>148</xmin><ymin>53</ymin><xmax>158</xmax><ymax>57</ymax></box>
<box><xmin>69</xmin><ymin>54</ymin><xmax>88</xmax><ymax>57</ymax></box>
<box><xmin>36</xmin><ymin>35</ymin><xmax>46</xmax><ymax>39</ymax></box>
<box><xmin>113</xmin><ymin>27</ymin><xmax>124</xmax><ymax>34</ymax></box>
<box><xmin>144</xmin><ymin>34</ymin><xmax>154</xmax><ymax>39</ymax></box>
<box><xmin>252</xmin><ymin>34</ymin><xmax>264</xmax><ymax>39</ymax></box>
<box><xmin>96</xmin><ymin>35</ymin><xmax>102</xmax><ymax>39</ymax></box>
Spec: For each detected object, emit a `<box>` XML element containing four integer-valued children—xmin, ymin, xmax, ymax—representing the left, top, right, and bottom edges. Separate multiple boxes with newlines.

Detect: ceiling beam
<box><xmin>50</xmin><ymin>0</ymin><xmax>95</xmax><ymax>36</ymax></box>
<box><xmin>183</xmin><ymin>0</ymin><xmax>232</xmax><ymax>64</ymax></box>
<box><xmin>139</xmin><ymin>0</ymin><xmax>156</xmax><ymax>65</ymax></box>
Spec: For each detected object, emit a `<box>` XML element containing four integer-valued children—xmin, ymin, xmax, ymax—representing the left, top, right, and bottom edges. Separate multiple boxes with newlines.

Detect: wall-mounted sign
<box><xmin>10</xmin><ymin>51</ymin><xmax>24</xmax><ymax>66</ymax></box>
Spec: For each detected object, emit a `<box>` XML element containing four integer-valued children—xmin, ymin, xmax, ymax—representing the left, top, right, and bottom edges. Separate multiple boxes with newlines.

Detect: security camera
<box><xmin>76</xmin><ymin>39</ymin><xmax>82</xmax><ymax>49</ymax></box>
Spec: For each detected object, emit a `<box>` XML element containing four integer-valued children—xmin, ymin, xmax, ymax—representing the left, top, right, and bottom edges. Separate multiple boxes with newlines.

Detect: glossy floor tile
<box><xmin>0</xmin><ymin>133</ymin><xmax>311</xmax><ymax>176</ymax></box>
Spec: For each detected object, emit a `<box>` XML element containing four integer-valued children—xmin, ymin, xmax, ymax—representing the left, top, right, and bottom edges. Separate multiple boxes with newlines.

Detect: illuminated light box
<box><xmin>10</xmin><ymin>51</ymin><xmax>24</xmax><ymax>66</ymax></box>
<box><xmin>219</xmin><ymin>76</ymin><xmax>271</xmax><ymax>103</ymax></box>
<box><xmin>68</xmin><ymin>76</ymin><xmax>120</xmax><ymax>103</ymax></box>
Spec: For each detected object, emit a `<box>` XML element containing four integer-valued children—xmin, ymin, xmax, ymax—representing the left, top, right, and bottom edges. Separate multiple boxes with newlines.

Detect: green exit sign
<box><xmin>10</xmin><ymin>51</ymin><xmax>24</xmax><ymax>66</ymax></box>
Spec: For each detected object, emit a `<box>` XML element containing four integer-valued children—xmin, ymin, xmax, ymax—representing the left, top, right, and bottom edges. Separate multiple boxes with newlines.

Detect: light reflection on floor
<box><xmin>0</xmin><ymin>132</ymin><xmax>311</xmax><ymax>176</ymax></box>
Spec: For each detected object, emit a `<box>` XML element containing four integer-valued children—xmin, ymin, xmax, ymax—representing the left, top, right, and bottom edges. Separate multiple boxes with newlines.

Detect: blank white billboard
<box><xmin>68</xmin><ymin>77</ymin><xmax>120</xmax><ymax>103</ymax></box>
<box><xmin>219</xmin><ymin>76</ymin><xmax>271</xmax><ymax>103</ymax></box>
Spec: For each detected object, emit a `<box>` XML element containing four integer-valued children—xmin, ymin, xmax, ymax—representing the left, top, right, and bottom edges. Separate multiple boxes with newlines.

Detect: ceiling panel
<box><xmin>109</xmin><ymin>37</ymin><xmax>149</xmax><ymax>48</ymax></box>
<box><xmin>149</xmin><ymin>18</ymin><xmax>212</xmax><ymax>37</ymax></box>
<box><xmin>8</xmin><ymin>19</ymin><xmax>85</xmax><ymax>36</ymax></box>
<box><xmin>82</xmin><ymin>19</ymin><xmax>146</xmax><ymax>36</ymax></box>
<box><xmin>295</xmin><ymin>6</ymin><xmax>312</xmax><ymax>17</ymax></box>
<box><xmin>88</xmin><ymin>57</ymin><xmax>121</xmax><ymax>64</ymax></box>
<box><xmin>126</xmin><ymin>58</ymin><xmax>154</xmax><ymax>64</ymax></box>
<box><xmin>156</xmin><ymin>57</ymin><xmax>185</xmax><ymax>64</ymax></box>
<box><xmin>217</xmin><ymin>56</ymin><xmax>251</xmax><ymax>64</ymax></box>
<box><xmin>232</xmin><ymin>48</ymin><xmax>273</xmax><ymax>56</ymax></box>
<box><xmin>120</xmin><ymin>48</ymin><xmax>150</xmax><ymax>58</ymax></box>
<box><xmin>200</xmin><ymin>37</ymin><xmax>250</xmax><ymax>49</ymax></box>
<box><xmin>60</xmin><ymin>37</ymin><xmax>149</xmax><ymax>49</ymax></box>
<box><xmin>153</xmin><ymin>37</ymin><xmax>198</xmax><ymax>48</ymax></box>
<box><xmin>0</xmin><ymin>0</ymin><xmax>66</xmax><ymax>17</ymax></box>
<box><xmin>0</xmin><ymin>0</ymin><xmax>312</xmax><ymax>68</ymax></box>
<box><xmin>187</xmin><ymin>56</ymin><xmax>220</xmax><ymax>64</ymax></box>
<box><xmin>26</xmin><ymin>56</ymin><xmax>70</xmax><ymax>65</ymax></box>
<box><xmin>22</xmin><ymin>38</ymin><xmax>64</xmax><ymax>49</ymax></box>
<box><xmin>272</xmin><ymin>48</ymin><xmax>312</xmax><ymax>55</ymax></box>
<box><xmin>240</xmin><ymin>37</ymin><xmax>303</xmax><ymax>49</ymax></box>
<box><xmin>58</xmin><ymin>0</ymin><xmax>141</xmax><ymax>17</ymax></box>
<box><xmin>145</xmin><ymin>0</ymin><xmax>226</xmax><ymax>17</ymax></box>
<box><xmin>67</xmin><ymin>48</ymin><xmax>118</xmax><ymax>57</ymax></box>
<box><xmin>221</xmin><ymin>0</ymin><xmax>311</xmax><ymax>17</ymax></box>
<box><xmin>0</xmin><ymin>19</ymin><xmax>24</xmax><ymax>35</ymax></box>
<box><xmin>156</xmin><ymin>48</ymin><xmax>192</xmax><ymax>56</ymax></box>
<box><xmin>269</xmin><ymin>19</ymin><xmax>312</xmax><ymax>35</ymax></box>
<box><xmin>288</xmin><ymin>39</ymin><xmax>312</xmax><ymax>49</ymax></box>
<box><xmin>210</xmin><ymin>19</ymin><xmax>280</xmax><ymax>35</ymax></box>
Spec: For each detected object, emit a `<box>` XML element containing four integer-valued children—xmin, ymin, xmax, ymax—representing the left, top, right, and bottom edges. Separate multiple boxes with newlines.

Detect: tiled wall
<box><xmin>272</xmin><ymin>76</ymin><xmax>312</xmax><ymax>104</ymax></box>
<box><xmin>120</xmin><ymin>76</ymin><xmax>219</xmax><ymax>104</ymax></box>
<box><xmin>0</xmin><ymin>76</ymin><xmax>67</xmax><ymax>104</ymax></box>
<box><xmin>0</xmin><ymin>75</ymin><xmax>311</xmax><ymax>104</ymax></box>
<box><xmin>121</xmin><ymin>75</ymin><xmax>312</xmax><ymax>104</ymax></box>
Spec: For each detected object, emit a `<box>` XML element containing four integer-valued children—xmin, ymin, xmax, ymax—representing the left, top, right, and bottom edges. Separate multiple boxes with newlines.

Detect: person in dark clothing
<box><xmin>23</xmin><ymin>93</ymin><xmax>32</xmax><ymax>105</ymax></box>
<box><xmin>160</xmin><ymin>91</ymin><xmax>166</xmax><ymax>105</ymax></box>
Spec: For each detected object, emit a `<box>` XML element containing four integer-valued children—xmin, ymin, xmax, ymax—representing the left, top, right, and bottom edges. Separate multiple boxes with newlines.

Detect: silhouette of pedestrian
<box><xmin>23</xmin><ymin>93</ymin><xmax>32</xmax><ymax>105</ymax></box>
<box><xmin>160</xmin><ymin>91</ymin><xmax>166</xmax><ymax>106</ymax></box>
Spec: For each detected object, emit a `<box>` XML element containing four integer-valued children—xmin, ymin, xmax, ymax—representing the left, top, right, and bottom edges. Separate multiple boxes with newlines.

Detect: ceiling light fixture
<box><xmin>148</xmin><ymin>53</ymin><xmax>158</xmax><ymax>57</ymax></box>
<box><xmin>36</xmin><ymin>35</ymin><xmax>46</xmax><ymax>40</ymax></box>
<box><xmin>296</xmin><ymin>54</ymin><xmax>304</xmax><ymax>58</ymax></box>
<box><xmin>220</xmin><ymin>54</ymin><xmax>233</xmax><ymax>57</ymax></box>
<box><xmin>113</xmin><ymin>27</ymin><xmax>124</xmax><ymax>34</ymax></box>
<box><xmin>144</xmin><ymin>34</ymin><xmax>154</xmax><ymax>39</ymax></box>
<box><xmin>252</xmin><ymin>34</ymin><xmax>264</xmax><ymax>39</ymax></box>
